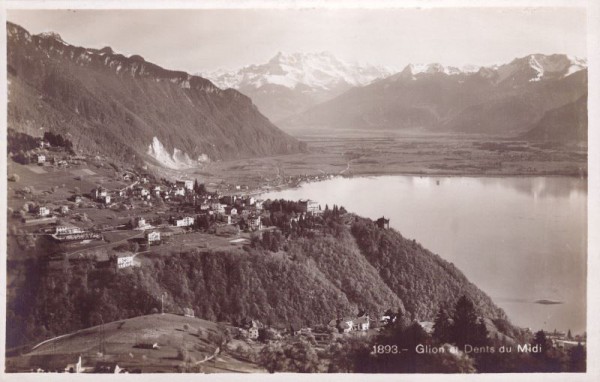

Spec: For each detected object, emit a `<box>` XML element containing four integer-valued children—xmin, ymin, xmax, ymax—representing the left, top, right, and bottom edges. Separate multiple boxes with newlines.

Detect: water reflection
<box><xmin>263</xmin><ymin>175</ymin><xmax>587</xmax><ymax>333</ymax></box>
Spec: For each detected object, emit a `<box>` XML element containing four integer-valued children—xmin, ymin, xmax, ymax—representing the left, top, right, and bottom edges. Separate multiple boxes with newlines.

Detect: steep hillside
<box><xmin>282</xmin><ymin>54</ymin><xmax>587</xmax><ymax>140</ymax></box>
<box><xmin>350</xmin><ymin>217</ymin><xmax>505</xmax><ymax>321</ymax></box>
<box><xmin>5</xmin><ymin>314</ymin><xmax>265</xmax><ymax>373</ymax></box>
<box><xmin>442</xmin><ymin>69</ymin><xmax>587</xmax><ymax>136</ymax></box>
<box><xmin>6</xmin><ymin>213</ymin><xmax>506</xmax><ymax>349</ymax></box>
<box><xmin>6</xmin><ymin>22</ymin><xmax>305</xmax><ymax>167</ymax></box>
<box><xmin>521</xmin><ymin>94</ymin><xmax>587</xmax><ymax>143</ymax></box>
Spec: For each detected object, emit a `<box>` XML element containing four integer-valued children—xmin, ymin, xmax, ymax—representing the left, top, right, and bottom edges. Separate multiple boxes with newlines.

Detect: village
<box><xmin>7</xmin><ymin>132</ymin><xmax>331</xmax><ymax>267</ymax></box>
<box><xmin>6</xmin><ymin>132</ymin><xmax>411</xmax><ymax>373</ymax></box>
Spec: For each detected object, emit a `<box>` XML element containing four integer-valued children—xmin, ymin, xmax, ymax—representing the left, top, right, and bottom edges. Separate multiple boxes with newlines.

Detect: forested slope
<box><xmin>7</xmin><ymin>213</ymin><xmax>507</xmax><ymax>349</ymax></box>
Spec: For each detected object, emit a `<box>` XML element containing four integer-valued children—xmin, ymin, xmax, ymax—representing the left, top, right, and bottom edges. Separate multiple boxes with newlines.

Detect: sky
<box><xmin>7</xmin><ymin>7</ymin><xmax>587</xmax><ymax>73</ymax></box>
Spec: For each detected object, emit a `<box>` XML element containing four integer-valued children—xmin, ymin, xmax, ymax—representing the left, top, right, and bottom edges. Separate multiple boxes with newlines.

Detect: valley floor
<box><xmin>166</xmin><ymin>134</ymin><xmax>587</xmax><ymax>194</ymax></box>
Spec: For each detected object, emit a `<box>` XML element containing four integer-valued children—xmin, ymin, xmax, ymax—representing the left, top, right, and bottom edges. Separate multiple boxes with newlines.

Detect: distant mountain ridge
<box><xmin>522</xmin><ymin>94</ymin><xmax>587</xmax><ymax>143</ymax></box>
<box><xmin>7</xmin><ymin>22</ymin><xmax>305</xmax><ymax>167</ymax></box>
<box><xmin>281</xmin><ymin>53</ymin><xmax>587</xmax><ymax>142</ymax></box>
<box><xmin>203</xmin><ymin>52</ymin><xmax>394</xmax><ymax>122</ymax></box>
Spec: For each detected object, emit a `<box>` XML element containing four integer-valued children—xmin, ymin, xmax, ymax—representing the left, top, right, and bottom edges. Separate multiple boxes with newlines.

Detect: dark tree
<box><xmin>532</xmin><ymin>330</ymin><xmax>550</xmax><ymax>358</ymax></box>
<box><xmin>432</xmin><ymin>308</ymin><xmax>453</xmax><ymax>344</ymax></box>
<box><xmin>193</xmin><ymin>180</ymin><xmax>207</xmax><ymax>195</ymax></box>
<box><xmin>569</xmin><ymin>343</ymin><xmax>586</xmax><ymax>372</ymax></box>
<box><xmin>450</xmin><ymin>296</ymin><xmax>488</xmax><ymax>348</ymax></box>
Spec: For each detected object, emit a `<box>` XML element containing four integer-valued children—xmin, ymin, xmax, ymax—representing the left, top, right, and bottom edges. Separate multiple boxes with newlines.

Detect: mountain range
<box><xmin>6</xmin><ymin>22</ymin><xmax>305</xmax><ymax>168</ymax></box>
<box><xmin>203</xmin><ymin>52</ymin><xmax>394</xmax><ymax>122</ymax></box>
<box><xmin>280</xmin><ymin>54</ymin><xmax>587</xmax><ymax>143</ymax></box>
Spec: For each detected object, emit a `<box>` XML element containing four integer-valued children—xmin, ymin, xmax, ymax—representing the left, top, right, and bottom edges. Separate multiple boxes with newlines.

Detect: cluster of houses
<box><xmin>27</xmin><ymin>355</ymin><xmax>125</xmax><ymax>374</ymax></box>
<box><xmin>87</xmin><ymin>178</ymin><xmax>267</xmax><ymax>232</ymax></box>
<box><xmin>328</xmin><ymin>312</ymin><xmax>371</xmax><ymax>333</ymax></box>
<box><xmin>15</xmin><ymin>138</ymin><xmax>80</xmax><ymax>167</ymax></box>
<box><xmin>543</xmin><ymin>330</ymin><xmax>586</xmax><ymax>349</ymax></box>
<box><xmin>235</xmin><ymin>311</ymin><xmax>373</xmax><ymax>343</ymax></box>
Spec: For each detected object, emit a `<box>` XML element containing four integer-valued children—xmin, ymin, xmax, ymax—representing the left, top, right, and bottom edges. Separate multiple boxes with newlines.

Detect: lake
<box><xmin>263</xmin><ymin>175</ymin><xmax>587</xmax><ymax>334</ymax></box>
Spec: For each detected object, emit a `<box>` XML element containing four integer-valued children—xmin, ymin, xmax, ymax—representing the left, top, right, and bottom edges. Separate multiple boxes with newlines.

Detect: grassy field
<box><xmin>146</xmin><ymin>133</ymin><xmax>587</xmax><ymax>192</ymax></box>
<box><xmin>6</xmin><ymin>160</ymin><xmax>131</xmax><ymax>211</ymax></box>
<box><xmin>6</xmin><ymin>313</ymin><xmax>264</xmax><ymax>373</ymax></box>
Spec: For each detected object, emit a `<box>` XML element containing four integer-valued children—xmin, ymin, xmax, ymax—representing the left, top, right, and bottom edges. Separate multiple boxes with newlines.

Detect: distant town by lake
<box><xmin>263</xmin><ymin>175</ymin><xmax>587</xmax><ymax>333</ymax></box>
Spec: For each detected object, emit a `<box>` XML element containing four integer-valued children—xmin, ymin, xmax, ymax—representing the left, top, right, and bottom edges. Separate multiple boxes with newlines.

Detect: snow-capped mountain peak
<box><xmin>528</xmin><ymin>55</ymin><xmax>544</xmax><ymax>82</ymax></box>
<box><xmin>494</xmin><ymin>54</ymin><xmax>587</xmax><ymax>84</ymax></box>
<box><xmin>203</xmin><ymin>52</ymin><xmax>393</xmax><ymax>91</ymax></box>
<box><xmin>399</xmin><ymin>63</ymin><xmax>479</xmax><ymax>78</ymax></box>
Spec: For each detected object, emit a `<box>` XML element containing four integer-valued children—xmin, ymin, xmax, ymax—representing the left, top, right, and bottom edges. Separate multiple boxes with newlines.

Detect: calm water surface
<box><xmin>263</xmin><ymin>176</ymin><xmax>587</xmax><ymax>333</ymax></box>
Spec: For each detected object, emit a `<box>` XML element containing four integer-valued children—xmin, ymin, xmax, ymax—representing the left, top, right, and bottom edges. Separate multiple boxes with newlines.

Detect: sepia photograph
<box><xmin>1</xmin><ymin>0</ymin><xmax>597</xmax><ymax>378</ymax></box>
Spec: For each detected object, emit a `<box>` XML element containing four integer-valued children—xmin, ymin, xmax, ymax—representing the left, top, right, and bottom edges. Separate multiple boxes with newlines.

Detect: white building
<box><xmin>36</xmin><ymin>154</ymin><xmax>46</xmax><ymax>164</ymax></box>
<box><xmin>247</xmin><ymin>215</ymin><xmax>262</xmax><ymax>231</ymax></box>
<box><xmin>134</xmin><ymin>216</ymin><xmax>151</xmax><ymax>229</ymax></box>
<box><xmin>175</xmin><ymin>216</ymin><xmax>194</xmax><ymax>227</ymax></box>
<box><xmin>55</xmin><ymin>225</ymin><xmax>84</xmax><ymax>235</ymax></box>
<box><xmin>93</xmin><ymin>187</ymin><xmax>108</xmax><ymax>199</ymax></box>
<box><xmin>64</xmin><ymin>355</ymin><xmax>83</xmax><ymax>373</ymax></box>
<box><xmin>117</xmin><ymin>254</ymin><xmax>134</xmax><ymax>269</ymax></box>
<box><xmin>300</xmin><ymin>199</ymin><xmax>321</xmax><ymax>215</ymax></box>
<box><xmin>353</xmin><ymin>315</ymin><xmax>370</xmax><ymax>331</ymax></box>
<box><xmin>211</xmin><ymin>203</ymin><xmax>225</xmax><ymax>214</ymax></box>
<box><xmin>145</xmin><ymin>230</ymin><xmax>161</xmax><ymax>244</ymax></box>
<box><xmin>176</xmin><ymin>180</ymin><xmax>194</xmax><ymax>191</ymax></box>
<box><xmin>38</xmin><ymin>206</ymin><xmax>50</xmax><ymax>217</ymax></box>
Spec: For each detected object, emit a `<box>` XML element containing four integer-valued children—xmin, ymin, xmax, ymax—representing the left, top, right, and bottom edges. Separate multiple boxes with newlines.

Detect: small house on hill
<box><xmin>240</xmin><ymin>318</ymin><xmax>263</xmax><ymax>330</ymax></box>
<box><xmin>172</xmin><ymin>216</ymin><xmax>194</xmax><ymax>227</ymax></box>
<box><xmin>183</xmin><ymin>308</ymin><xmax>195</xmax><ymax>318</ymax></box>
<box><xmin>64</xmin><ymin>355</ymin><xmax>83</xmax><ymax>373</ymax></box>
<box><xmin>24</xmin><ymin>354</ymin><xmax>86</xmax><ymax>373</ymax></box>
<box><xmin>247</xmin><ymin>215</ymin><xmax>262</xmax><ymax>231</ymax></box>
<box><xmin>353</xmin><ymin>314</ymin><xmax>370</xmax><ymax>331</ymax></box>
<box><xmin>92</xmin><ymin>187</ymin><xmax>108</xmax><ymax>200</ymax></box>
<box><xmin>176</xmin><ymin>180</ymin><xmax>194</xmax><ymax>191</ymax></box>
<box><xmin>37</xmin><ymin>206</ymin><xmax>50</xmax><ymax>217</ymax></box>
<box><xmin>93</xmin><ymin>361</ymin><xmax>122</xmax><ymax>373</ymax></box>
<box><xmin>145</xmin><ymin>230</ymin><xmax>161</xmax><ymax>244</ymax></box>
<box><xmin>328</xmin><ymin>317</ymin><xmax>353</xmax><ymax>333</ymax></box>
<box><xmin>115</xmin><ymin>252</ymin><xmax>134</xmax><ymax>269</ymax></box>
<box><xmin>134</xmin><ymin>216</ymin><xmax>150</xmax><ymax>229</ymax></box>
<box><xmin>135</xmin><ymin>342</ymin><xmax>160</xmax><ymax>350</ymax></box>
<box><xmin>376</xmin><ymin>216</ymin><xmax>390</xmax><ymax>229</ymax></box>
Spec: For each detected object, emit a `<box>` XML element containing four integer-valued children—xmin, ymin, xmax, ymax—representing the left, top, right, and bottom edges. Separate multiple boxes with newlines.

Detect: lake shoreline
<box><xmin>254</xmin><ymin>170</ymin><xmax>588</xmax><ymax>198</ymax></box>
<box><xmin>261</xmin><ymin>175</ymin><xmax>587</xmax><ymax>334</ymax></box>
